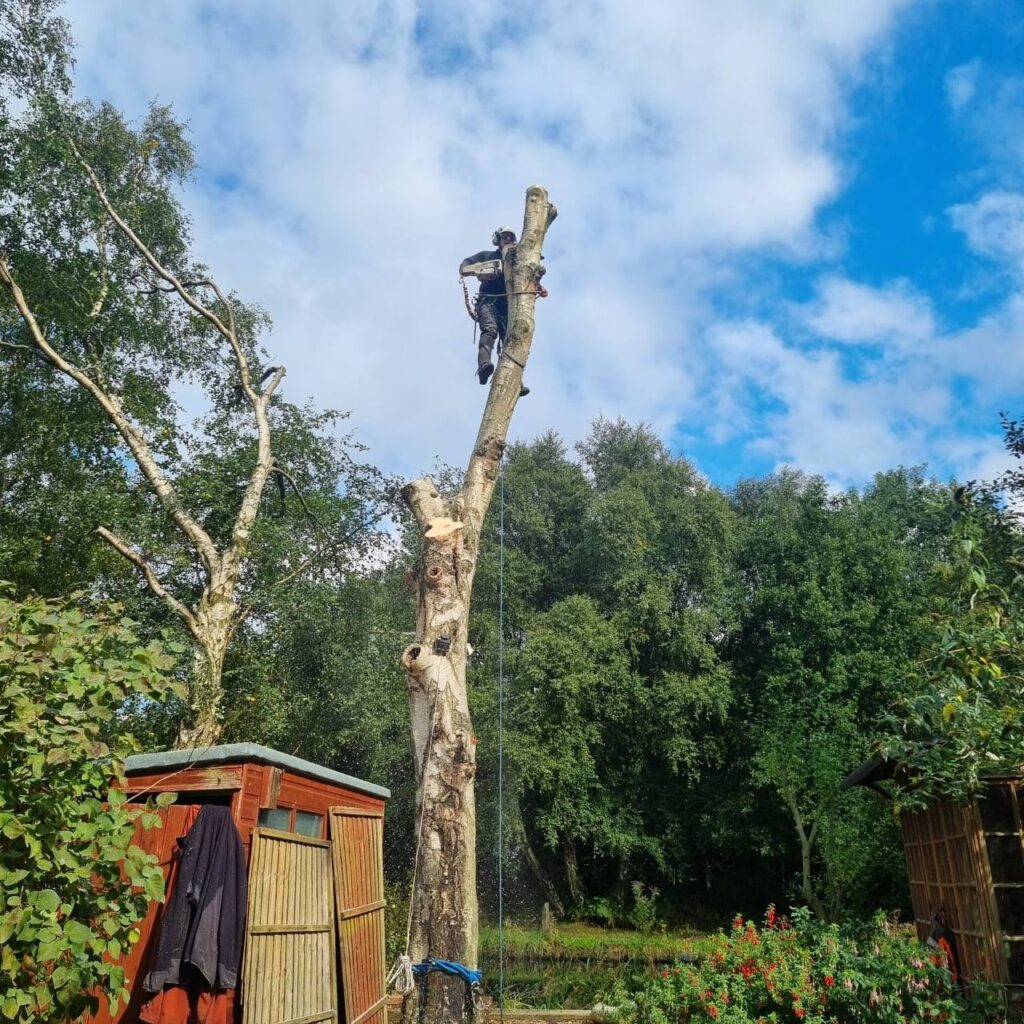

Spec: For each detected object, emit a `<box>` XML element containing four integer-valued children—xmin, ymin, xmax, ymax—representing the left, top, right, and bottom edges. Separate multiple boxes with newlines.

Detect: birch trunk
<box><xmin>401</xmin><ymin>186</ymin><xmax>556</xmax><ymax>1024</ymax></box>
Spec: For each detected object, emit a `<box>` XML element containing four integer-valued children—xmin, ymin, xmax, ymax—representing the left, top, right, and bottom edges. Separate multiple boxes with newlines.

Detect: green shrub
<box><xmin>613</xmin><ymin>907</ymin><xmax>963</xmax><ymax>1024</ymax></box>
<box><xmin>0</xmin><ymin>590</ymin><xmax>181</xmax><ymax>1022</ymax></box>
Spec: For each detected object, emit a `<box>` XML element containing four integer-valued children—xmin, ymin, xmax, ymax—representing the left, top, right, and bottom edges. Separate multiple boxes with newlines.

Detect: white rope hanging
<box><xmin>387</xmin><ymin>667</ymin><xmax>444</xmax><ymax>994</ymax></box>
<box><xmin>387</xmin><ymin>953</ymin><xmax>416</xmax><ymax>995</ymax></box>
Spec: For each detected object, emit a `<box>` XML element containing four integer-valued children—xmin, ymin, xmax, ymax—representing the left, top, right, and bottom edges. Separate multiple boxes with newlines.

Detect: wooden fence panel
<box><xmin>242</xmin><ymin>827</ymin><xmax>338</xmax><ymax>1024</ymax></box>
<box><xmin>329</xmin><ymin>807</ymin><xmax>387</xmax><ymax>1024</ymax></box>
<box><xmin>901</xmin><ymin>800</ymin><xmax>1006</xmax><ymax>984</ymax></box>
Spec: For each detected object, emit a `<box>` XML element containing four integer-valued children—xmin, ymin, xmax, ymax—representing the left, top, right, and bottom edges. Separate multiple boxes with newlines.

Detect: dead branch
<box><xmin>0</xmin><ymin>256</ymin><xmax>222</xmax><ymax>576</ymax></box>
<box><xmin>96</xmin><ymin>526</ymin><xmax>200</xmax><ymax>638</ymax></box>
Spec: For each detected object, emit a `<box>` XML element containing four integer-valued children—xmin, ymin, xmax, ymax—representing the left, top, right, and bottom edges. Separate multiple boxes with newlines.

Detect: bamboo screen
<box><xmin>242</xmin><ymin>827</ymin><xmax>339</xmax><ymax>1024</ymax></box>
<box><xmin>978</xmin><ymin>780</ymin><xmax>1024</xmax><ymax>987</ymax></box>
<box><xmin>330</xmin><ymin>806</ymin><xmax>387</xmax><ymax>1024</ymax></box>
<box><xmin>901</xmin><ymin>799</ymin><xmax>1006</xmax><ymax>984</ymax></box>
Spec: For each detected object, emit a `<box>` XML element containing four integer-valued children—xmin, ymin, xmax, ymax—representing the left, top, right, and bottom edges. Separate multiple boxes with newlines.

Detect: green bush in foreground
<box><xmin>0</xmin><ymin>590</ymin><xmax>181</xmax><ymax>1022</ymax></box>
<box><xmin>613</xmin><ymin>908</ymin><xmax>973</xmax><ymax>1024</ymax></box>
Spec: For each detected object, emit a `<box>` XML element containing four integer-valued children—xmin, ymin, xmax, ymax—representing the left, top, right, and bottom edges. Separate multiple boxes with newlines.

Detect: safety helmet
<box><xmin>492</xmin><ymin>226</ymin><xmax>517</xmax><ymax>246</ymax></box>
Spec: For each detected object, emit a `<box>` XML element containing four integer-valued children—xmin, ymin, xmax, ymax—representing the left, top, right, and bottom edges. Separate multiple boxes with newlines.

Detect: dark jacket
<box><xmin>143</xmin><ymin>805</ymin><xmax>248</xmax><ymax>993</ymax></box>
<box><xmin>460</xmin><ymin>248</ymin><xmax>507</xmax><ymax>298</ymax></box>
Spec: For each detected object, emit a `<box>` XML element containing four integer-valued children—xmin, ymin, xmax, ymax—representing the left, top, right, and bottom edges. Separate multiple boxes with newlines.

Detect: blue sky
<box><xmin>63</xmin><ymin>0</ymin><xmax>1024</xmax><ymax>490</ymax></box>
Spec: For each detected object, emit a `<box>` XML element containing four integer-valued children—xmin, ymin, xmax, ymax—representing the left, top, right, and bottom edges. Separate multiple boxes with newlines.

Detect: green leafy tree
<box><xmin>472</xmin><ymin>422</ymin><xmax>736</xmax><ymax>919</ymax></box>
<box><xmin>731</xmin><ymin>469</ymin><xmax>949</xmax><ymax>918</ymax></box>
<box><xmin>0</xmin><ymin>0</ymin><xmax>395</xmax><ymax>745</ymax></box>
<box><xmin>0</xmin><ymin>590</ymin><xmax>177</xmax><ymax>1022</ymax></box>
<box><xmin>884</xmin><ymin>507</ymin><xmax>1024</xmax><ymax>808</ymax></box>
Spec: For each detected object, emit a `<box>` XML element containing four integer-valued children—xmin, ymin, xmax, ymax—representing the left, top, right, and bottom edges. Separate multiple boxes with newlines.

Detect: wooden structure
<box><xmin>330</xmin><ymin>807</ymin><xmax>388</xmax><ymax>1024</ymax></box>
<box><xmin>844</xmin><ymin>758</ymin><xmax>1024</xmax><ymax>994</ymax></box>
<box><xmin>243</xmin><ymin>828</ymin><xmax>338</xmax><ymax>1024</ymax></box>
<box><xmin>86</xmin><ymin>743</ymin><xmax>390</xmax><ymax>1024</ymax></box>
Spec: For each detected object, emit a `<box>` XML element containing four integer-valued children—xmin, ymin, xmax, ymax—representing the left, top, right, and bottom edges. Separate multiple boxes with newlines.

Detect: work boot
<box><xmin>519</xmin><ymin>386</ymin><xmax>530</xmax><ymax>398</ymax></box>
<box><xmin>478</xmin><ymin>363</ymin><xmax>494</xmax><ymax>385</ymax></box>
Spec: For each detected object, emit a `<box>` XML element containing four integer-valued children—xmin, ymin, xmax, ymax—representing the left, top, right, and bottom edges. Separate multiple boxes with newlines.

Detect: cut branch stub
<box><xmin>424</xmin><ymin>516</ymin><xmax>464</xmax><ymax>541</ymax></box>
<box><xmin>402</xmin><ymin>642</ymin><xmax>434</xmax><ymax>679</ymax></box>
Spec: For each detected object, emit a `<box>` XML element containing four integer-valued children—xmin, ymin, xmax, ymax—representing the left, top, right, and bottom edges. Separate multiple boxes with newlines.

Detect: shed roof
<box><xmin>125</xmin><ymin>742</ymin><xmax>391</xmax><ymax>800</ymax></box>
<box><xmin>840</xmin><ymin>754</ymin><xmax>896</xmax><ymax>791</ymax></box>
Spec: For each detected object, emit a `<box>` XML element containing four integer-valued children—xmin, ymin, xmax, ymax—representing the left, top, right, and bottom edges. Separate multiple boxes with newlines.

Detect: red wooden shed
<box><xmin>86</xmin><ymin>743</ymin><xmax>390</xmax><ymax>1024</ymax></box>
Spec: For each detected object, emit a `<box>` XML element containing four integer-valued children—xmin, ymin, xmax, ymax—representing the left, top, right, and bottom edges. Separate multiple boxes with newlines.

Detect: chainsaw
<box><xmin>460</xmin><ymin>258</ymin><xmax>503</xmax><ymax>282</ymax></box>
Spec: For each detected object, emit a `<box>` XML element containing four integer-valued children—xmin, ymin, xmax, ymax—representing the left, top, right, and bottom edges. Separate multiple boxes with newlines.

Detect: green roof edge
<box><xmin>124</xmin><ymin>742</ymin><xmax>391</xmax><ymax>800</ymax></box>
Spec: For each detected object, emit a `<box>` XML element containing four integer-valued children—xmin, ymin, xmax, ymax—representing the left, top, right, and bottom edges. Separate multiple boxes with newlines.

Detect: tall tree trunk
<box><xmin>401</xmin><ymin>187</ymin><xmax>556</xmax><ymax>1024</ymax></box>
<box><xmin>782</xmin><ymin>785</ymin><xmax>826</xmax><ymax>919</ymax></box>
<box><xmin>515</xmin><ymin>808</ymin><xmax>566</xmax><ymax>919</ymax></box>
<box><xmin>563</xmin><ymin>837</ymin><xmax>583</xmax><ymax>910</ymax></box>
<box><xmin>176</xmin><ymin>578</ymin><xmax>237</xmax><ymax>747</ymax></box>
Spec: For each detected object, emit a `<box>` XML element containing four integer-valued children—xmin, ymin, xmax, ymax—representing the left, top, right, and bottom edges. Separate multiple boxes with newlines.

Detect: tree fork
<box><xmin>400</xmin><ymin>186</ymin><xmax>556</xmax><ymax>1023</ymax></box>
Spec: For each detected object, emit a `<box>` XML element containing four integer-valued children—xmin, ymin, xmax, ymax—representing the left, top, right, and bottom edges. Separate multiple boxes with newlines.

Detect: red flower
<box><xmin>767</xmin><ymin>906</ymin><xmax>777</xmax><ymax>929</ymax></box>
<box><xmin>824</xmin><ymin>976</ymin><xmax>835</xmax><ymax>988</ymax></box>
<box><xmin>795</xmin><ymin>1009</ymin><xmax>805</xmax><ymax>1019</ymax></box>
<box><xmin>708</xmin><ymin>1007</ymin><xmax>718</xmax><ymax>1018</ymax></box>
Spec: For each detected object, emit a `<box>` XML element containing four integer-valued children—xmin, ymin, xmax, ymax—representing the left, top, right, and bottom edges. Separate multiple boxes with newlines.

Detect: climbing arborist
<box><xmin>460</xmin><ymin>226</ymin><xmax>547</xmax><ymax>395</ymax></box>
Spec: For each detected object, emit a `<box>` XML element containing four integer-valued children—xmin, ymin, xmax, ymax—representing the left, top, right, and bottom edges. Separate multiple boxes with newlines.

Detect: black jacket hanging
<box><xmin>143</xmin><ymin>804</ymin><xmax>248</xmax><ymax>993</ymax></box>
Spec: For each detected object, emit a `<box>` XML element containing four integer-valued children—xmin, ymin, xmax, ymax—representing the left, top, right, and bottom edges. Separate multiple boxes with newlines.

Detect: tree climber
<box><xmin>460</xmin><ymin>226</ymin><xmax>547</xmax><ymax>394</ymax></box>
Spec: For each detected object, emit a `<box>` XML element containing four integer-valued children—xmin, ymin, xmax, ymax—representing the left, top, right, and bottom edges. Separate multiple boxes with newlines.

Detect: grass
<box><xmin>480</xmin><ymin>921</ymin><xmax>706</xmax><ymax>963</ymax></box>
<box><xmin>477</xmin><ymin>922</ymin><xmax>708</xmax><ymax>1009</ymax></box>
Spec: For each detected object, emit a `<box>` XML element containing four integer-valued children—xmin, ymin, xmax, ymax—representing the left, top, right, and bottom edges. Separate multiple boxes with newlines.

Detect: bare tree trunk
<box><xmin>401</xmin><ymin>187</ymin><xmax>556</xmax><ymax>1024</ymax></box>
<box><xmin>563</xmin><ymin>837</ymin><xmax>583</xmax><ymax>910</ymax></box>
<box><xmin>515</xmin><ymin>809</ymin><xmax>566</xmax><ymax>919</ymax></box>
<box><xmin>782</xmin><ymin>785</ymin><xmax>826</xmax><ymax>919</ymax></box>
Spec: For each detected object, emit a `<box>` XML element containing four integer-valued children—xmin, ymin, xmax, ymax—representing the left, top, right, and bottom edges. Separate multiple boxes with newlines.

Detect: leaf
<box><xmin>64</xmin><ymin>919</ymin><xmax>93</xmax><ymax>948</ymax></box>
<box><xmin>144</xmin><ymin>870</ymin><xmax>165</xmax><ymax>903</ymax></box>
<box><xmin>32</xmin><ymin>889</ymin><xmax>59</xmax><ymax>914</ymax></box>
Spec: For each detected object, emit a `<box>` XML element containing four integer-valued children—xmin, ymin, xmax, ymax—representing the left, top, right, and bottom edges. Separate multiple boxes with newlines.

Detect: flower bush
<box><xmin>613</xmin><ymin>908</ymin><xmax>965</xmax><ymax>1024</ymax></box>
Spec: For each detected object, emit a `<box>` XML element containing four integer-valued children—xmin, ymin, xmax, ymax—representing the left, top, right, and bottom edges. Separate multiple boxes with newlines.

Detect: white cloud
<box><xmin>56</xmin><ymin>0</ymin><xmax>933</xmax><ymax>485</ymax></box>
<box><xmin>799</xmin><ymin>276</ymin><xmax>935</xmax><ymax>346</ymax></box>
<box><xmin>707</xmin><ymin>317</ymin><xmax>945</xmax><ymax>485</ymax></box>
<box><xmin>949</xmin><ymin>191</ymin><xmax>1024</xmax><ymax>273</ymax></box>
<box><xmin>945</xmin><ymin>60</ymin><xmax>980</xmax><ymax>113</ymax></box>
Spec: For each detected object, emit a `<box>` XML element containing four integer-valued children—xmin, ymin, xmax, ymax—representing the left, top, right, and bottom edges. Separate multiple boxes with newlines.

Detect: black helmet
<box><xmin>492</xmin><ymin>226</ymin><xmax>517</xmax><ymax>246</ymax></box>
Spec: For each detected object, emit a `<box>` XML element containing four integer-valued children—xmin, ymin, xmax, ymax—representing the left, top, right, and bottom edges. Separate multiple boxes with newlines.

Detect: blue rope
<box><xmin>411</xmin><ymin>958</ymin><xmax>483</xmax><ymax>987</ymax></box>
<box><xmin>498</xmin><ymin>453</ymin><xmax>506</xmax><ymax>1020</ymax></box>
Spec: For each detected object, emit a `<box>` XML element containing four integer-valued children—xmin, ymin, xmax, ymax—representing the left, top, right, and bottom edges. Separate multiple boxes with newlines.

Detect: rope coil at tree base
<box><xmin>415</xmin><ymin>959</ymin><xmax>483</xmax><ymax>1022</ymax></box>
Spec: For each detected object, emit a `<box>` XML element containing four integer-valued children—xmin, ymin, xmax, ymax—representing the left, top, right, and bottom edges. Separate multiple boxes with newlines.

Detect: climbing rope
<box><xmin>388</xmin><ymin>667</ymin><xmax>445</xmax><ymax>997</ymax></box>
<box><xmin>497</xmin><ymin>453</ymin><xmax>507</xmax><ymax>1021</ymax></box>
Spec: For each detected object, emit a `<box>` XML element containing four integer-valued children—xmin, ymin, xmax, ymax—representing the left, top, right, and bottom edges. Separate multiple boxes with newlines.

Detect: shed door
<box><xmin>242</xmin><ymin>827</ymin><xmax>338</xmax><ymax>1024</ymax></box>
<box><xmin>329</xmin><ymin>807</ymin><xmax>387</xmax><ymax>1024</ymax></box>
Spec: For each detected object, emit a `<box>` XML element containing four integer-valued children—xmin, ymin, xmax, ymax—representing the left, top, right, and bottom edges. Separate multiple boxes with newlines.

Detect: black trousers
<box><xmin>476</xmin><ymin>294</ymin><xmax>508</xmax><ymax>370</ymax></box>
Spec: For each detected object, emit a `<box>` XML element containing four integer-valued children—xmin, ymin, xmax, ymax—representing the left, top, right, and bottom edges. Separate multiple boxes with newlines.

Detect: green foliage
<box><xmin>883</xmin><ymin>509</ymin><xmax>1024</xmax><ymax>809</ymax></box>
<box><xmin>730</xmin><ymin>469</ymin><xmax>951</xmax><ymax>917</ymax></box>
<box><xmin>613</xmin><ymin>908</ymin><xmax>962</xmax><ymax>1024</ymax></box>
<box><xmin>0</xmin><ymin>590</ymin><xmax>179</xmax><ymax>1022</ymax></box>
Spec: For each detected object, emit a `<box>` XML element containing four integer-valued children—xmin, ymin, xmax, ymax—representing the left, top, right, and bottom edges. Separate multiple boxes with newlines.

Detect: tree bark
<box><xmin>401</xmin><ymin>186</ymin><xmax>556</xmax><ymax>1023</ymax></box>
<box><xmin>782</xmin><ymin>786</ymin><xmax>826</xmax><ymax>919</ymax></box>
<box><xmin>563</xmin><ymin>837</ymin><xmax>584</xmax><ymax>910</ymax></box>
<box><xmin>514</xmin><ymin>807</ymin><xmax>566</xmax><ymax>919</ymax></box>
